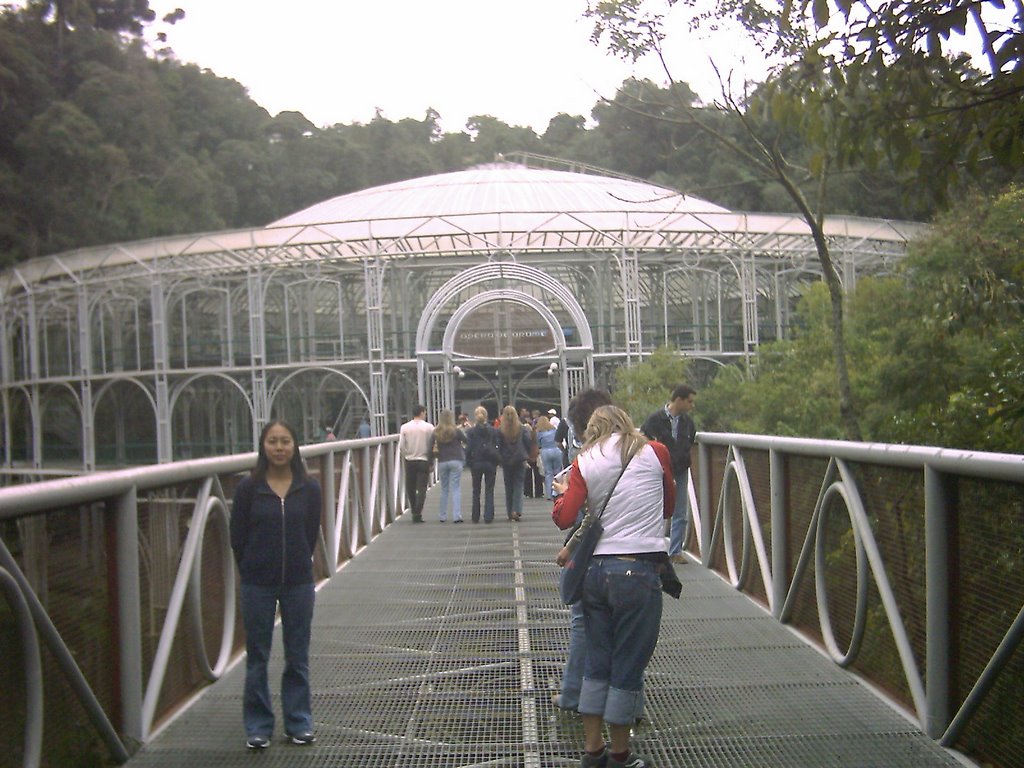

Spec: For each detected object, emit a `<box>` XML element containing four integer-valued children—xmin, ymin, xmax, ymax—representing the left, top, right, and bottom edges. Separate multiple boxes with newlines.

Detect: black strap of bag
<box><xmin>593</xmin><ymin>454</ymin><xmax>633</xmax><ymax>523</ymax></box>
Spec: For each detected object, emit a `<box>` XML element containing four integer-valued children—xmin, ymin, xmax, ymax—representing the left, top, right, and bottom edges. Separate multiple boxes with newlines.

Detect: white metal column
<box><xmin>150</xmin><ymin>280</ymin><xmax>172</xmax><ymax>463</ymax></box>
<box><xmin>246</xmin><ymin>270</ymin><xmax>269</xmax><ymax>440</ymax></box>
<box><xmin>621</xmin><ymin>248</ymin><xmax>643</xmax><ymax>364</ymax></box>
<box><xmin>364</xmin><ymin>258</ymin><xmax>387</xmax><ymax>437</ymax></box>
<box><xmin>741</xmin><ymin>251</ymin><xmax>759</xmax><ymax>362</ymax></box>
<box><xmin>77</xmin><ymin>287</ymin><xmax>95</xmax><ymax>471</ymax></box>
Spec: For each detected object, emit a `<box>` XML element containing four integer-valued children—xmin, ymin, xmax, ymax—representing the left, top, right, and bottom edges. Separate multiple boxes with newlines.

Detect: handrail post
<box><xmin>925</xmin><ymin>465</ymin><xmax>957</xmax><ymax>739</ymax></box>
<box><xmin>769</xmin><ymin>449</ymin><xmax>787</xmax><ymax>620</ymax></box>
<box><xmin>698</xmin><ymin>440</ymin><xmax>712</xmax><ymax>564</ymax></box>
<box><xmin>322</xmin><ymin>451</ymin><xmax>337</xmax><ymax>569</ymax></box>
<box><xmin>112</xmin><ymin>486</ymin><xmax>144</xmax><ymax>743</ymax></box>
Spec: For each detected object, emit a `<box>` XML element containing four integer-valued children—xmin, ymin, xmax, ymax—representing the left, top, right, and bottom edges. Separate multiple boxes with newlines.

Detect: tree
<box><xmin>587</xmin><ymin>1</ymin><xmax>867</xmax><ymax>440</ymax></box>
<box><xmin>699</xmin><ymin>185</ymin><xmax>1024</xmax><ymax>454</ymax></box>
<box><xmin>709</xmin><ymin>0</ymin><xmax>1024</xmax><ymax>203</ymax></box>
<box><xmin>611</xmin><ymin>345</ymin><xmax>692</xmax><ymax>427</ymax></box>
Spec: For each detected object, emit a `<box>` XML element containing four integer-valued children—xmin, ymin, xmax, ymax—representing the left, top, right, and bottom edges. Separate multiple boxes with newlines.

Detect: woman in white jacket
<box><xmin>551</xmin><ymin>405</ymin><xmax>675</xmax><ymax>768</ymax></box>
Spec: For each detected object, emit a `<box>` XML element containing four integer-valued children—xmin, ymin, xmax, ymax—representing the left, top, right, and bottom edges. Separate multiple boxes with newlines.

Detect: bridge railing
<box><xmin>0</xmin><ymin>436</ymin><xmax>403</xmax><ymax>768</ymax></box>
<box><xmin>692</xmin><ymin>433</ymin><xmax>1024</xmax><ymax>768</ymax></box>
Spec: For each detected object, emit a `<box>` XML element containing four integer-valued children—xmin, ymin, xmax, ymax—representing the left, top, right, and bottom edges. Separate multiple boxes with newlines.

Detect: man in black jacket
<box><xmin>640</xmin><ymin>384</ymin><xmax>696</xmax><ymax>563</ymax></box>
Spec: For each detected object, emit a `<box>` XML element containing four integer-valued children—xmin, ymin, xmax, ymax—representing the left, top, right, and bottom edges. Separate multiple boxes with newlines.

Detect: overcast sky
<box><xmin>147</xmin><ymin>0</ymin><xmax>770</xmax><ymax>133</ymax></box>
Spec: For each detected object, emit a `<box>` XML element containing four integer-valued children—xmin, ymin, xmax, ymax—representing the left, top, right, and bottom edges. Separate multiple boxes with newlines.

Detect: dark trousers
<box><xmin>404</xmin><ymin>459</ymin><xmax>429</xmax><ymax>518</ymax></box>
<box><xmin>524</xmin><ymin>459</ymin><xmax>544</xmax><ymax>497</ymax></box>
<box><xmin>470</xmin><ymin>463</ymin><xmax>497</xmax><ymax>522</ymax></box>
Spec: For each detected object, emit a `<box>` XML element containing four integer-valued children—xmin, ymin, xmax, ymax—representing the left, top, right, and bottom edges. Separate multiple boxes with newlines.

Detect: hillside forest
<box><xmin>0</xmin><ymin>1</ymin><xmax>1021</xmax><ymax>453</ymax></box>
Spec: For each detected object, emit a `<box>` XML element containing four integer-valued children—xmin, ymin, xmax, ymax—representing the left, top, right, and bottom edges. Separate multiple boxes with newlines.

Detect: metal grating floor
<box><xmin>124</xmin><ymin>475</ymin><xmax>967</xmax><ymax>767</ymax></box>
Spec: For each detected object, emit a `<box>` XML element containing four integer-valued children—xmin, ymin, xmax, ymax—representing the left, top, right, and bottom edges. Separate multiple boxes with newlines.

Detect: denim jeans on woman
<box><xmin>240</xmin><ymin>582</ymin><xmax>315</xmax><ymax>738</ymax></box>
<box><xmin>437</xmin><ymin>459</ymin><xmax>464</xmax><ymax>521</ymax></box>
<box><xmin>578</xmin><ymin>556</ymin><xmax>662</xmax><ymax>725</ymax></box>
<box><xmin>501</xmin><ymin>462</ymin><xmax>525</xmax><ymax>519</ymax></box>
<box><xmin>540</xmin><ymin>446</ymin><xmax>564</xmax><ymax>500</ymax></box>
<box><xmin>471</xmin><ymin>464</ymin><xmax>497</xmax><ymax>522</ymax></box>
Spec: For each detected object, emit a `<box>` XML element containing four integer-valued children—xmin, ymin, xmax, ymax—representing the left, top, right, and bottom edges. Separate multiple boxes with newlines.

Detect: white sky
<box><xmin>147</xmin><ymin>0</ymin><xmax>770</xmax><ymax>133</ymax></box>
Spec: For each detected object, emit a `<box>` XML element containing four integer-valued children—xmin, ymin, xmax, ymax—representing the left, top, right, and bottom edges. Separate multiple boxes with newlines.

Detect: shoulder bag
<box><xmin>558</xmin><ymin>455</ymin><xmax>632</xmax><ymax>605</ymax></box>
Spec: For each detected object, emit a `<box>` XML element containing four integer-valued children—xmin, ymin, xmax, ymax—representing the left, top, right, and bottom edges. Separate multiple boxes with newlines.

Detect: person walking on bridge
<box><xmin>498</xmin><ymin>404</ymin><xmax>533</xmax><ymax>521</ymax></box>
<box><xmin>429</xmin><ymin>408</ymin><xmax>467</xmax><ymax>523</ymax></box>
<box><xmin>399</xmin><ymin>404</ymin><xmax>434</xmax><ymax>523</ymax></box>
<box><xmin>465</xmin><ymin>405</ymin><xmax>501</xmax><ymax>523</ymax></box>
<box><xmin>641</xmin><ymin>384</ymin><xmax>697</xmax><ymax>564</ymax></box>
<box><xmin>552</xmin><ymin>405</ymin><xmax>675</xmax><ymax>768</ymax></box>
<box><xmin>231</xmin><ymin>419</ymin><xmax>321</xmax><ymax>750</ymax></box>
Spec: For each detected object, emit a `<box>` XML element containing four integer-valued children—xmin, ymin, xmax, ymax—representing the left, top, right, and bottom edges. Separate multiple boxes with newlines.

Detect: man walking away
<box><xmin>398</xmin><ymin>404</ymin><xmax>434</xmax><ymax>523</ymax></box>
<box><xmin>641</xmin><ymin>385</ymin><xmax>696</xmax><ymax>563</ymax></box>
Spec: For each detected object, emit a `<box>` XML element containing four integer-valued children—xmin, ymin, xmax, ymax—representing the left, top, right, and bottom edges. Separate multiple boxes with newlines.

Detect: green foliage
<box><xmin>0</xmin><ymin>2</ymin><xmax>1016</xmax><ymax>267</ymax></box>
<box><xmin>701</xmin><ymin>186</ymin><xmax>1024</xmax><ymax>453</ymax></box>
<box><xmin>714</xmin><ymin>0</ymin><xmax>1024</xmax><ymax>206</ymax></box>
<box><xmin>610</xmin><ymin>346</ymin><xmax>691</xmax><ymax>427</ymax></box>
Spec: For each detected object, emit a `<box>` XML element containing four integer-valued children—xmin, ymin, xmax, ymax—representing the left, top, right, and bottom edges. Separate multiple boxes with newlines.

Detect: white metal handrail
<box><xmin>0</xmin><ymin>435</ymin><xmax>403</xmax><ymax>763</ymax></box>
<box><xmin>693</xmin><ymin>433</ymin><xmax>1024</xmax><ymax>752</ymax></box>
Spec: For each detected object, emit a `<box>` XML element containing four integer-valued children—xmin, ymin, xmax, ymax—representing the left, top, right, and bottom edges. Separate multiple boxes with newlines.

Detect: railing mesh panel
<box><xmin>953</xmin><ymin>477</ymin><xmax>1024</xmax><ymax>767</ymax></box>
<box><xmin>1</xmin><ymin>506</ymin><xmax>115</xmax><ymax>768</ymax></box>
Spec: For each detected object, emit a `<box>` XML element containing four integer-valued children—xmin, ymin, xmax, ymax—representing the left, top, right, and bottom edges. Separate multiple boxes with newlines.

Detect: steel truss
<box><xmin>0</xmin><ymin>165</ymin><xmax>924</xmax><ymax>476</ymax></box>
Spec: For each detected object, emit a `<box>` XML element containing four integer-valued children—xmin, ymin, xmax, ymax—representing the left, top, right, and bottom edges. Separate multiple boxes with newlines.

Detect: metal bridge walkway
<box><xmin>123</xmin><ymin>478</ymin><xmax>965</xmax><ymax>768</ymax></box>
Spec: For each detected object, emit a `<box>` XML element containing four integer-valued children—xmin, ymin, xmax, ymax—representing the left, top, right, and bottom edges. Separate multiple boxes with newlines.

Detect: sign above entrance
<box><xmin>452</xmin><ymin>299</ymin><xmax>557</xmax><ymax>358</ymax></box>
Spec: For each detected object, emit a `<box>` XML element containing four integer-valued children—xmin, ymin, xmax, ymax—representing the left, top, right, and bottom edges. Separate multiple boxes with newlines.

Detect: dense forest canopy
<box><xmin>1</xmin><ymin>0</ymin><xmax>1021</xmax><ymax>453</ymax></box>
<box><xmin>4</xmin><ymin>0</ymin><xmax>1016</xmax><ymax>266</ymax></box>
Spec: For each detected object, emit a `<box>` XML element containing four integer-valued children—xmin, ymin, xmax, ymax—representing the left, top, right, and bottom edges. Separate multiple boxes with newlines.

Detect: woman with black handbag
<box><xmin>551</xmin><ymin>405</ymin><xmax>675</xmax><ymax>768</ymax></box>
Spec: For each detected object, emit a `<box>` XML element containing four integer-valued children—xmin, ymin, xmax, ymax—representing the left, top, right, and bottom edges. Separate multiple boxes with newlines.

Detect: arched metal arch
<box><xmin>168</xmin><ymin>372</ymin><xmax>253</xmax><ymax>415</ymax></box>
<box><xmin>442</xmin><ymin>290</ymin><xmax>568</xmax><ymax>358</ymax></box>
<box><xmin>93</xmin><ymin>377</ymin><xmax>157</xmax><ymax>418</ymax></box>
<box><xmin>266</xmin><ymin>366</ymin><xmax>371</xmax><ymax>414</ymax></box>
<box><xmin>415</xmin><ymin>262</ymin><xmax>595</xmax><ymax>355</ymax></box>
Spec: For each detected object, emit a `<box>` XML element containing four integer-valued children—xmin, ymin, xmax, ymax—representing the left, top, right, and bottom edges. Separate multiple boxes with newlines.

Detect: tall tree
<box><xmin>588</xmin><ymin>1</ymin><xmax>867</xmax><ymax>439</ymax></box>
<box><xmin>712</xmin><ymin>0</ymin><xmax>1024</xmax><ymax>203</ymax></box>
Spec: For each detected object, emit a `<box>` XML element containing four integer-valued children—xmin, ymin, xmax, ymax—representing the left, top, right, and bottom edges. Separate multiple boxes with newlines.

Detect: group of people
<box><xmin>547</xmin><ymin>384</ymin><xmax>697</xmax><ymax>768</ymax></box>
<box><xmin>227</xmin><ymin>384</ymin><xmax>697</xmax><ymax>767</ymax></box>
<box><xmin>397</xmin><ymin>403</ymin><xmax>569</xmax><ymax>524</ymax></box>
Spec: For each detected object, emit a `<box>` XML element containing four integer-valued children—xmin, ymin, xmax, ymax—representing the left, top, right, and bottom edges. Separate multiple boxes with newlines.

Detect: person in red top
<box><xmin>551</xmin><ymin>405</ymin><xmax>675</xmax><ymax>768</ymax></box>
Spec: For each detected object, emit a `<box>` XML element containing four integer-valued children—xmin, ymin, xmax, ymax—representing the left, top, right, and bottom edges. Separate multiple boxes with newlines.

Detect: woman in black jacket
<box><xmin>498</xmin><ymin>404</ymin><xmax>533</xmax><ymax>521</ymax></box>
<box><xmin>230</xmin><ymin>419</ymin><xmax>321</xmax><ymax>750</ymax></box>
<box><xmin>465</xmin><ymin>406</ymin><xmax>500</xmax><ymax>523</ymax></box>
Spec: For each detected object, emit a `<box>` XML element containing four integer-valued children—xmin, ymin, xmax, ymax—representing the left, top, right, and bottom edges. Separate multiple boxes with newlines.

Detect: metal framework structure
<box><xmin>1</xmin><ymin>432</ymin><xmax>1020</xmax><ymax>766</ymax></box>
<box><xmin>0</xmin><ymin>160</ymin><xmax>926</xmax><ymax>477</ymax></box>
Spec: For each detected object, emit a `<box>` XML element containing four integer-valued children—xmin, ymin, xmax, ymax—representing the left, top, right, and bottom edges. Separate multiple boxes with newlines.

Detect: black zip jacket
<box><xmin>230</xmin><ymin>474</ymin><xmax>322</xmax><ymax>587</ymax></box>
<box><xmin>640</xmin><ymin>408</ymin><xmax>697</xmax><ymax>476</ymax></box>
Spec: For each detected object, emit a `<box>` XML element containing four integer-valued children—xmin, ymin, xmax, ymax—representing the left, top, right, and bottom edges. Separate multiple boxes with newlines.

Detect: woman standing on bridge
<box><xmin>428</xmin><ymin>408</ymin><xmax>467</xmax><ymax>522</ymax></box>
<box><xmin>552</xmin><ymin>405</ymin><xmax>674</xmax><ymax>768</ymax></box>
<box><xmin>497</xmin><ymin>404</ymin><xmax>533</xmax><ymax>521</ymax></box>
<box><xmin>231</xmin><ymin>419</ymin><xmax>321</xmax><ymax>750</ymax></box>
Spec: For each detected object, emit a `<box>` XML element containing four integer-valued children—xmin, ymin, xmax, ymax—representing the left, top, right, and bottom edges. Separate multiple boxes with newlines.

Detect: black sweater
<box><xmin>231</xmin><ymin>474</ymin><xmax>322</xmax><ymax>586</ymax></box>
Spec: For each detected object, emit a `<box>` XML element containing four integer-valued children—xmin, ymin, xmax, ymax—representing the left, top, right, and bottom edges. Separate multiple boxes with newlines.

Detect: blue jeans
<box><xmin>579</xmin><ymin>557</ymin><xmax>662</xmax><ymax>725</ymax></box>
<box><xmin>240</xmin><ymin>582</ymin><xmax>315</xmax><ymax>738</ymax></box>
<box><xmin>560</xmin><ymin>600</ymin><xmax>586</xmax><ymax>708</ymax></box>
<box><xmin>438</xmin><ymin>459</ymin><xmax>463</xmax><ymax>521</ymax></box>
<box><xmin>540</xmin><ymin>447</ymin><xmax>563</xmax><ymax>499</ymax></box>
<box><xmin>470</xmin><ymin>464</ymin><xmax>496</xmax><ymax>522</ymax></box>
<box><xmin>502</xmin><ymin>463</ymin><xmax>524</xmax><ymax>518</ymax></box>
<box><xmin>669</xmin><ymin>470</ymin><xmax>691</xmax><ymax>555</ymax></box>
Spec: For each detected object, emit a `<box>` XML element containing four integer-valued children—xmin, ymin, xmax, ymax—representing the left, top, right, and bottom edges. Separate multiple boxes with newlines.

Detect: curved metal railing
<box><xmin>0</xmin><ymin>435</ymin><xmax>403</xmax><ymax>766</ymax></box>
<box><xmin>691</xmin><ymin>433</ymin><xmax>1024</xmax><ymax>766</ymax></box>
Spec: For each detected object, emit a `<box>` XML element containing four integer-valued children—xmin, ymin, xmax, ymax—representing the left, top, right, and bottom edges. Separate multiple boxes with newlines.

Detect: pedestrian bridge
<box><xmin>2</xmin><ymin>434</ymin><xmax>1022</xmax><ymax>767</ymax></box>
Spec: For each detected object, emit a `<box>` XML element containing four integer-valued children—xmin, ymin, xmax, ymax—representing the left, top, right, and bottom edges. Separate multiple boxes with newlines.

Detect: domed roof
<box><xmin>269</xmin><ymin>163</ymin><xmax>731</xmax><ymax>230</ymax></box>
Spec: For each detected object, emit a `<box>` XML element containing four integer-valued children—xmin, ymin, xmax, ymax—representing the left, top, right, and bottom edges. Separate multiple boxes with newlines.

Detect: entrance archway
<box><xmin>415</xmin><ymin>263</ymin><xmax>593</xmax><ymax>419</ymax></box>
